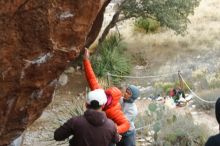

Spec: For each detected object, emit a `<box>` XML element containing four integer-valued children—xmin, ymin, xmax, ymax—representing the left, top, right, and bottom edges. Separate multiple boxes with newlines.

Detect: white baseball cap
<box><xmin>86</xmin><ymin>89</ymin><xmax>107</xmax><ymax>106</ymax></box>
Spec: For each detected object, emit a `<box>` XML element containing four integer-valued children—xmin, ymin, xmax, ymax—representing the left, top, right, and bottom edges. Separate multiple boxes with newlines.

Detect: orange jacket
<box><xmin>83</xmin><ymin>59</ymin><xmax>130</xmax><ymax>134</ymax></box>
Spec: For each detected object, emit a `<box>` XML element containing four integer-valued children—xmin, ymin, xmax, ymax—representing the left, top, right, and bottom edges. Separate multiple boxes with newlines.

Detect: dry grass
<box><xmin>194</xmin><ymin>88</ymin><xmax>220</xmax><ymax>111</ymax></box>
<box><xmin>119</xmin><ymin>0</ymin><xmax>220</xmax><ymax>71</ymax></box>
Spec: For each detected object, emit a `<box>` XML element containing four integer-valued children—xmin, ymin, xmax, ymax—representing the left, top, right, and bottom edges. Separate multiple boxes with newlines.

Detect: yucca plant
<box><xmin>91</xmin><ymin>34</ymin><xmax>131</xmax><ymax>85</ymax></box>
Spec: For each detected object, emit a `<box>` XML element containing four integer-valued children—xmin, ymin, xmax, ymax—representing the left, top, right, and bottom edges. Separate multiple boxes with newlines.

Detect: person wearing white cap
<box><xmin>54</xmin><ymin>89</ymin><xmax>119</xmax><ymax>146</ymax></box>
<box><xmin>86</xmin><ymin>89</ymin><xmax>107</xmax><ymax>108</ymax></box>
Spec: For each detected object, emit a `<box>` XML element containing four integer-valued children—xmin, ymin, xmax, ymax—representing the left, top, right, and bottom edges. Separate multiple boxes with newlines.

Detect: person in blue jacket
<box><xmin>117</xmin><ymin>85</ymin><xmax>140</xmax><ymax>146</ymax></box>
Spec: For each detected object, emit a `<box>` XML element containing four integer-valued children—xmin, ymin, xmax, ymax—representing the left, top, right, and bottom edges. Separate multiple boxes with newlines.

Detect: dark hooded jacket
<box><xmin>205</xmin><ymin>97</ymin><xmax>220</xmax><ymax>146</ymax></box>
<box><xmin>205</xmin><ymin>134</ymin><xmax>220</xmax><ymax>146</ymax></box>
<box><xmin>54</xmin><ymin>109</ymin><xmax>119</xmax><ymax>146</ymax></box>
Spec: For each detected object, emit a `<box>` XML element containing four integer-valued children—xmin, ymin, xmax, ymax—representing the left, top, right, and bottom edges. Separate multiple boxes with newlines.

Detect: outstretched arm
<box><xmin>83</xmin><ymin>48</ymin><xmax>101</xmax><ymax>90</ymax></box>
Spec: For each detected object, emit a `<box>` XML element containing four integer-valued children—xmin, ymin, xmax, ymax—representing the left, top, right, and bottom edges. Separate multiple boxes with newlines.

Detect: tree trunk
<box><xmin>98</xmin><ymin>0</ymin><xmax>128</xmax><ymax>46</ymax></box>
<box><xmin>0</xmin><ymin>0</ymin><xmax>107</xmax><ymax>145</ymax></box>
<box><xmin>98</xmin><ymin>10</ymin><xmax>121</xmax><ymax>45</ymax></box>
<box><xmin>85</xmin><ymin>0</ymin><xmax>112</xmax><ymax>48</ymax></box>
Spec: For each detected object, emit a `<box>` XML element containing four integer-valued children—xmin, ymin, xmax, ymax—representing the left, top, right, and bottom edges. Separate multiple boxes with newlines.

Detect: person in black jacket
<box><xmin>54</xmin><ymin>89</ymin><xmax>120</xmax><ymax>146</ymax></box>
<box><xmin>205</xmin><ymin>97</ymin><xmax>220</xmax><ymax>146</ymax></box>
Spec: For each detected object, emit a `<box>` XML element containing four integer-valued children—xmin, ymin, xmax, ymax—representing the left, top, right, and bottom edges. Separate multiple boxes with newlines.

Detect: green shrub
<box><xmin>134</xmin><ymin>17</ymin><xmax>160</xmax><ymax>33</ymax></box>
<box><xmin>91</xmin><ymin>34</ymin><xmax>131</xmax><ymax>85</ymax></box>
<box><xmin>135</xmin><ymin>102</ymin><xmax>210</xmax><ymax>146</ymax></box>
<box><xmin>153</xmin><ymin>80</ymin><xmax>194</xmax><ymax>97</ymax></box>
<box><xmin>154</xmin><ymin>82</ymin><xmax>177</xmax><ymax>96</ymax></box>
<box><xmin>159</xmin><ymin>114</ymin><xmax>208</xmax><ymax>146</ymax></box>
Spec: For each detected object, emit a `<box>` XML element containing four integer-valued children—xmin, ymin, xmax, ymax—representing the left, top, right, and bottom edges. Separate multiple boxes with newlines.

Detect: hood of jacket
<box><xmin>84</xmin><ymin>109</ymin><xmax>107</xmax><ymax>126</ymax></box>
<box><xmin>105</xmin><ymin>87</ymin><xmax>122</xmax><ymax>108</ymax></box>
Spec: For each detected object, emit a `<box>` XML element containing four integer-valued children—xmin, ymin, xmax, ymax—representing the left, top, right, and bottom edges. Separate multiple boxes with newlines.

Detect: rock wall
<box><xmin>0</xmin><ymin>0</ymin><xmax>108</xmax><ymax>145</ymax></box>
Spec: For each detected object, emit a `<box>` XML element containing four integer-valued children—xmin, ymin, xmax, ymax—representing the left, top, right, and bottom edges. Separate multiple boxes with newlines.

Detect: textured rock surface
<box><xmin>0</xmin><ymin>0</ymin><xmax>108</xmax><ymax>145</ymax></box>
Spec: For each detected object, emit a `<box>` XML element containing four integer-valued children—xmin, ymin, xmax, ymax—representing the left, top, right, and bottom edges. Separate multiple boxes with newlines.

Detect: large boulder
<box><xmin>0</xmin><ymin>0</ymin><xmax>110</xmax><ymax>145</ymax></box>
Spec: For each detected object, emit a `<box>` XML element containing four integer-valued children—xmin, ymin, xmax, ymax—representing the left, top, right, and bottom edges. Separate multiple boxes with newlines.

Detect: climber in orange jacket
<box><xmin>83</xmin><ymin>48</ymin><xmax>130</xmax><ymax>134</ymax></box>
